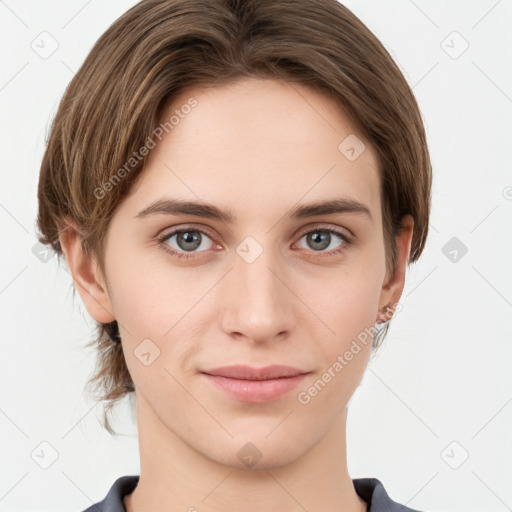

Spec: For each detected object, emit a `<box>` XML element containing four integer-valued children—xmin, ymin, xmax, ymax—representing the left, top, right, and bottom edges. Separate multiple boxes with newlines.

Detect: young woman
<box><xmin>36</xmin><ymin>0</ymin><xmax>432</xmax><ymax>510</ymax></box>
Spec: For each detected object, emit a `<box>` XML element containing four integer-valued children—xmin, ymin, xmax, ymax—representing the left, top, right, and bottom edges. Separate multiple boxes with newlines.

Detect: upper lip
<box><xmin>201</xmin><ymin>365</ymin><xmax>308</xmax><ymax>380</ymax></box>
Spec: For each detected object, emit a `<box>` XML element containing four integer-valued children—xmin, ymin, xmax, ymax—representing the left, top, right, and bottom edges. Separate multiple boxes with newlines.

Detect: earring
<box><xmin>376</xmin><ymin>302</ymin><xmax>394</xmax><ymax>325</ymax></box>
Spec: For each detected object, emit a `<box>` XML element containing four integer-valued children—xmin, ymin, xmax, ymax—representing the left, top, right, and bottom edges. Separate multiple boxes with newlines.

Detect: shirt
<box><xmin>80</xmin><ymin>475</ymin><xmax>427</xmax><ymax>511</ymax></box>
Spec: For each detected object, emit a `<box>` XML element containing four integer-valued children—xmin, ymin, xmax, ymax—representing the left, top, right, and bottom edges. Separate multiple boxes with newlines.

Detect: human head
<box><xmin>36</xmin><ymin>0</ymin><xmax>431</xmax><ymax>434</ymax></box>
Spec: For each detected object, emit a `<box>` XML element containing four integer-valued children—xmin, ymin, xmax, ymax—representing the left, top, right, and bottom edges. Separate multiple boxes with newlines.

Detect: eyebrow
<box><xmin>135</xmin><ymin>197</ymin><xmax>373</xmax><ymax>223</ymax></box>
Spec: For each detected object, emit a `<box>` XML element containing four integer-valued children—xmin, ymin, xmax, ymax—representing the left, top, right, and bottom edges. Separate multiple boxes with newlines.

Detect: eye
<box><xmin>157</xmin><ymin>227</ymin><xmax>216</xmax><ymax>259</ymax></box>
<box><xmin>294</xmin><ymin>226</ymin><xmax>352</xmax><ymax>257</ymax></box>
<box><xmin>156</xmin><ymin>224</ymin><xmax>353</xmax><ymax>260</ymax></box>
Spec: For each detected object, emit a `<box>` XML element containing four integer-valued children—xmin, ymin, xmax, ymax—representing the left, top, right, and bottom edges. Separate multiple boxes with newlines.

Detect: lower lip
<box><xmin>202</xmin><ymin>373</ymin><xmax>309</xmax><ymax>403</ymax></box>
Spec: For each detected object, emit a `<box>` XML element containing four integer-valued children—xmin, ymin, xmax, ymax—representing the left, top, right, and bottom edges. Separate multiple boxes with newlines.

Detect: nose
<box><xmin>218</xmin><ymin>243</ymin><xmax>296</xmax><ymax>345</ymax></box>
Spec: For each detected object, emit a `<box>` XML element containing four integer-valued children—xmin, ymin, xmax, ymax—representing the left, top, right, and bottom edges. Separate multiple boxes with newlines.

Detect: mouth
<box><xmin>200</xmin><ymin>365</ymin><xmax>310</xmax><ymax>403</ymax></box>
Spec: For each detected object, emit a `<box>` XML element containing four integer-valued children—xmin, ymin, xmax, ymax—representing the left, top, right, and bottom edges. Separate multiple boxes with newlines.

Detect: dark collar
<box><xmin>81</xmin><ymin>475</ymin><xmax>425</xmax><ymax>512</ymax></box>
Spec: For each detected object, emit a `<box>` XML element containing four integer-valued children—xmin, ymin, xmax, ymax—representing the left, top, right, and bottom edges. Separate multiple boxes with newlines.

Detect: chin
<box><xmin>200</xmin><ymin>433</ymin><xmax>310</xmax><ymax>471</ymax></box>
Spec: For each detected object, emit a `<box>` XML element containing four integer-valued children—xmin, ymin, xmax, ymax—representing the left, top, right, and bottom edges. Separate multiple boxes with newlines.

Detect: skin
<box><xmin>60</xmin><ymin>77</ymin><xmax>413</xmax><ymax>512</ymax></box>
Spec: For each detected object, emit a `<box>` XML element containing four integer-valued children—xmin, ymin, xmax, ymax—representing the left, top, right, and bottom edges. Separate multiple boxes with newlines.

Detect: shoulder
<box><xmin>353</xmin><ymin>477</ymin><xmax>428</xmax><ymax>512</ymax></box>
<box><xmin>78</xmin><ymin>475</ymin><xmax>139</xmax><ymax>512</ymax></box>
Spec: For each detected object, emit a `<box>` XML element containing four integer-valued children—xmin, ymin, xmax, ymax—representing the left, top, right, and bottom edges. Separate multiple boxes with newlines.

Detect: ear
<box><xmin>58</xmin><ymin>219</ymin><xmax>116</xmax><ymax>324</ymax></box>
<box><xmin>376</xmin><ymin>214</ymin><xmax>414</xmax><ymax>323</ymax></box>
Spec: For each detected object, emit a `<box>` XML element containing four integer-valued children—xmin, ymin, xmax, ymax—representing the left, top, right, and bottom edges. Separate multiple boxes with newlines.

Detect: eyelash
<box><xmin>156</xmin><ymin>225</ymin><xmax>353</xmax><ymax>260</ymax></box>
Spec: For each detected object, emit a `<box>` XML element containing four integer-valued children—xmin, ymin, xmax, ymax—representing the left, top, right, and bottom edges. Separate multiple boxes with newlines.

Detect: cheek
<box><xmin>296</xmin><ymin>266</ymin><xmax>383</xmax><ymax>411</ymax></box>
<box><xmin>308</xmin><ymin>258</ymin><xmax>384</xmax><ymax>336</ymax></box>
<box><xmin>105</xmin><ymin>253</ymin><xmax>207</xmax><ymax>376</ymax></box>
<box><xmin>104</xmin><ymin>243</ymin><xmax>177</xmax><ymax>334</ymax></box>
<box><xmin>300</xmin><ymin>256</ymin><xmax>384</xmax><ymax>400</ymax></box>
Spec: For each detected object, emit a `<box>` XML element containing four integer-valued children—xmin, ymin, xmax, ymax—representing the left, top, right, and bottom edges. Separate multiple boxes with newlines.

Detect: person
<box><xmin>36</xmin><ymin>0</ymin><xmax>432</xmax><ymax>511</ymax></box>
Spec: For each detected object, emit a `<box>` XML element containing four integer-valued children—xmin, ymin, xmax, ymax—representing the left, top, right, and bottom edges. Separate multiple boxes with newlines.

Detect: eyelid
<box><xmin>294</xmin><ymin>222</ymin><xmax>353</xmax><ymax>242</ymax></box>
<box><xmin>156</xmin><ymin>223</ymin><xmax>217</xmax><ymax>243</ymax></box>
<box><xmin>158</xmin><ymin>222</ymin><xmax>353</xmax><ymax>241</ymax></box>
<box><xmin>175</xmin><ymin>223</ymin><xmax>215</xmax><ymax>236</ymax></box>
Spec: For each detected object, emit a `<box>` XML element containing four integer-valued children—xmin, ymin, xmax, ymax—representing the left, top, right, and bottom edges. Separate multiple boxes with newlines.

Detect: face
<box><xmin>72</xmin><ymin>77</ymin><xmax>412</xmax><ymax>469</ymax></box>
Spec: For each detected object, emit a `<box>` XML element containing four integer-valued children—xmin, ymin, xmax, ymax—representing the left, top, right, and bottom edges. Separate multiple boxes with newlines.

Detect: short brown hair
<box><xmin>36</xmin><ymin>0</ymin><xmax>432</xmax><ymax>434</ymax></box>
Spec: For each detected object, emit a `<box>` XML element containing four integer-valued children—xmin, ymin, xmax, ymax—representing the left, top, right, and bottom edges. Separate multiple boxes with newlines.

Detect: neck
<box><xmin>124</xmin><ymin>393</ymin><xmax>367</xmax><ymax>512</ymax></box>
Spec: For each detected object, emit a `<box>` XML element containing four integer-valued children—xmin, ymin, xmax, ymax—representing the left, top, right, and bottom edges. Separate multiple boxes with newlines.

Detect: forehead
<box><xmin>122</xmin><ymin>78</ymin><xmax>381</xmax><ymax>224</ymax></box>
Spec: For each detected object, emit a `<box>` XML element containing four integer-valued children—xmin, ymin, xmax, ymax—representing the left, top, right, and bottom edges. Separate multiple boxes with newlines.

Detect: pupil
<box><xmin>178</xmin><ymin>231</ymin><xmax>201</xmax><ymax>251</ymax></box>
<box><xmin>309</xmin><ymin>232</ymin><xmax>330</xmax><ymax>251</ymax></box>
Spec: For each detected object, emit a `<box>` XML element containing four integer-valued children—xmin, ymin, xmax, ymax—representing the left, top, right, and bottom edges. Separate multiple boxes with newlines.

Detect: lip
<box><xmin>203</xmin><ymin>364</ymin><xmax>307</xmax><ymax>380</ymax></box>
<box><xmin>201</xmin><ymin>365</ymin><xmax>310</xmax><ymax>403</ymax></box>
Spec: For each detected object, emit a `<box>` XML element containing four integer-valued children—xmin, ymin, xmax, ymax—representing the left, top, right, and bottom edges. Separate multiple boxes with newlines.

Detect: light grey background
<box><xmin>1</xmin><ymin>1</ymin><xmax>511</xmax><ymax>511</ymax></box>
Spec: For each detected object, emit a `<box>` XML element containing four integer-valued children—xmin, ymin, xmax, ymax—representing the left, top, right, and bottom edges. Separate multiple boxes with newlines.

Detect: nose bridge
<box><xmin>221</xmin><ymin>237</ymin><xmax>293</xmax><ymax>341</ymax></box>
